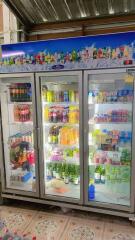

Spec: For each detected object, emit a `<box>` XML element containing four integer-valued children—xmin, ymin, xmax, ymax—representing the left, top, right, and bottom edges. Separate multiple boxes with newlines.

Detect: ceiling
<box><xmin>3</xmin><ymin>0</ymin><xmax>135</xmax><ymax>26</ymax></box>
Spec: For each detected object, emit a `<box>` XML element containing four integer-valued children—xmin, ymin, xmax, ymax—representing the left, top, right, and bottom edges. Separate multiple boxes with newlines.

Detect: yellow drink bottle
<box><xmin>44</xmin><ymin>107</ymin><xmax>49</xmax><ymax>121</ymax></box>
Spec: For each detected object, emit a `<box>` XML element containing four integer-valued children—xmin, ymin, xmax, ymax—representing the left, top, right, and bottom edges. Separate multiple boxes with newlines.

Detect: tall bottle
<box><xmin>88</xmin><ymin>179</ymin><xmax>95</xmax><ymax>201</ymax></box>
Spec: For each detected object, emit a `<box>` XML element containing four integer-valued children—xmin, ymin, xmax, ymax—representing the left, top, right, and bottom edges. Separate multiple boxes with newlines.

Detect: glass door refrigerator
<box><xmin>84</xmin><ymin>69</ymin><xmax>135</xmax><ymax>212</ymax></box>
<box><xmin>0</xmin><ymin>73</ymin><xmax>39</xmax><ymax>197</ymax></box>
<box><xmin>36</xmin><ymin>71</ymin><xmax>83</xmax><ymax>203</ymax></box>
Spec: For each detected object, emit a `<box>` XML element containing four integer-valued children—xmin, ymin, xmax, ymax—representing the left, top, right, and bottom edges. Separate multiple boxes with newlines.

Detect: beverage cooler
<box><xmin>36</xmin><ymin>71</ymin><xmax>83</xmax><ymax>203</ymax></box>
<box><xmin>84</xmin><ymin>69</ymin><xmax>135</xmax><ymax>213</ymax></box>
<box><xmin>0</xmin><ymin>73</ymin><xmax>39</xmax><ymax>197</ymax></box>
<box><xmin>0</xmin><ymin>69</ymin><xmax>135</xmax><ymax>217</ymax></box>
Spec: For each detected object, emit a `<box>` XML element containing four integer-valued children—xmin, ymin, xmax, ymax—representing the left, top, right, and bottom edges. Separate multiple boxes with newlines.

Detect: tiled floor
<box><xmin>0</xmin><ymin>203</ymin><xmax>135</xmax><ymax>240</ymax></box>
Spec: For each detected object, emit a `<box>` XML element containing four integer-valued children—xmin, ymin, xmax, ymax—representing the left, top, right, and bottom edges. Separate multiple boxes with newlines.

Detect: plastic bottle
<box><xmin>44</xmin><ymin>106</ymin><xmax>49</xmax><ymax>121</ymax></box>
<box><xmin>32</xmin><ymin>176</ymin><xmax>36</xmax><ymax>192</ymax></box>
<box><xmin>62</xmin><ymin>109</ymin><xmax>68</xmax><ymax>123</ymax></box>
<box><xmin>88</xmin><ymin>179</ymin><xmax>95</xmax><ymax>201</ymax></box>
<box><xmin>64</xmin><ymin>91</ymin><xmax>69</xmax><ymax>102</ymax></box>
<box><xmin>53</xmin><ymin>110</ymin><xmax>57</xmax><ymax>123</ymax></box>
<box><xmin>69</xmin><ymin>90</ymin><xmax>75</xmax><ymax>102</ymax></box>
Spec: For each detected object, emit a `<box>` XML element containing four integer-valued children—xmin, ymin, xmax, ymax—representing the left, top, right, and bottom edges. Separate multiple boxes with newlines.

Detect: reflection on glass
<box><xmin>0</xmin><ymin>80</ymin><xmax>36</xmax><ymax>192</ymax></box>
<box><xmin>41</xmin><ymin>76</ymin><xmax>80</xmax><ymax>199</ymax></box>
<box><xmin>88</xmin><ymin>73</ymin><xmax>133</xmax><ymax>206</ymax></box>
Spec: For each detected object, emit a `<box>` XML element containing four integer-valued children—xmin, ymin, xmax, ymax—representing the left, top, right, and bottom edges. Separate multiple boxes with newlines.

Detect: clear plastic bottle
<box><xmin>32</xmin><ymin>176</ymin><xmax>36</xmax><ymax>192</ymax></box>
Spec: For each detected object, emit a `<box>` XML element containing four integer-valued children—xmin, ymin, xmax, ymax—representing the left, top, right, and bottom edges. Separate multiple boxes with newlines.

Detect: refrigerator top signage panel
<box><xmin>1</xmin><ymin>31</ymin><xmax>135</xmax><ymax>73</ymax></box>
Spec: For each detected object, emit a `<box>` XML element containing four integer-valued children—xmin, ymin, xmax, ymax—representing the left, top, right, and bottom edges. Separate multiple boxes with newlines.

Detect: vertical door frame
<box><xmin>36</xmin><ymin>70</ymin><xmax>83</xmax><ymax>204</ymax></box>
<box><xmin>0</xmin><ymin>73</ymin><xmax>40</xmax><ymax>197</ymax></box>
<box><xmin>84</xmin><ymin>68</ymin><xmax>135</xmax><ymax>212</ymax></box>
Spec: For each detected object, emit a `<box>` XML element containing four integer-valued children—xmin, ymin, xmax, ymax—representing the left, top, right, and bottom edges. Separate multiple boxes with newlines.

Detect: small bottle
<box><xmin>32</xmin><ymin>176</ymin><xmax>36</xmax><ymax>192</ymax></box>
<box><xmin>64</xmin><ymin>91</ymin><xmax>69</xmax><ymax>102</ymax></box>
<box><xmin>88</xmin><ymin>179</ymin><xmax>95</xmax><ymax>201</ymax></box>
<box><xmin>53</xmin><ymin>110</ymin><xmax>57</xmax><ymax>123</ymax></box>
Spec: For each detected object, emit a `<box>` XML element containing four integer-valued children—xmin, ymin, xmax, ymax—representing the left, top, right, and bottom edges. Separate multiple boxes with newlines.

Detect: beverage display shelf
<box><xmin>43</xmin><ymin>101</ymin><xmax>79</xmax><ymax>106</ymax></box>
<box><xmin>89</xmin><ymin>162</ymin><xmax>130</xmax><ymax>167</ymax></box>
<box><xmin>45</xmin><ymin>143</ymin><xmax>79</xmax><ymax>148</ymax></box>
<box><xmin>88</xmin><ymin>144</ymin><xmax>131</xmax><ymax>147</ymax></box>
<box><xmin>89</xmin><ymin>121</ymin><xmax>131</xmax><ymax>125</ymax></box>
<box><xmin>88</xmin><ymin>148</ymin><xmax>131</xmax><ymax>153</ymax></box>
<box><xmin>9</xmin><ymin>121</ymin><xmax>33</xmax><ymax>125</ymax></box>
<box><xmin>46</xmin><ymin>160</ymin><xmax>79</xmax><ymax>165</ymax></box>
<box><xmin>8</xmin><ymin>101</ymin><xmax>32</xmax><ymax>104</ymax></box>
<box><xmin>44</xmin><ymin>122</ymin><xmax>79</xmax><ymax>127</ymax></box>
<box><xmin>88</xmin><ymin>102</ymin><xmax>132</xmax><ymax>105</ymax></box>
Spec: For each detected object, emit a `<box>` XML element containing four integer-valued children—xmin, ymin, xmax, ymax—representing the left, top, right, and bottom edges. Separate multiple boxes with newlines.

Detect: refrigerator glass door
<box><xmin>39</xmin><ymin>73</ymin><xmax>82</xmax><ymax>201</ymax></box>
<box><xmin>0</xmin><ymin>75</ymin><xmax>38</xmax><ymax>194</ymax></box>
<box><xmin>86</xmin><ymin>71</ymin><xmax>133</xmax><ymax>207</ymax></box>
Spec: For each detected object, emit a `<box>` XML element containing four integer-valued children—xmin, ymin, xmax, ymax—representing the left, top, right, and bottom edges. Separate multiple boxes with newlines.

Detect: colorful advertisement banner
<box><xmin>0</xmin><ymin>31</ymin><xmax>135</xmax><ymax>73</ymax></box>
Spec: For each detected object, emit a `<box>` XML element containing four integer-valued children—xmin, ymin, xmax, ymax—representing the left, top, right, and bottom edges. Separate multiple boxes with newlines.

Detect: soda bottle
<box><xmin>21</xmin><ymin>86</ymin><xmax>25</xmax><ymax>101</ymax></box>
<box><xmin>62</xmin><ymin>109</ymin><xmax>68</xmax><ymax>123</ymax></box>
<box><xmin>12</xmin><ymin>86</ymin><xmax>16</xmax><ymax>101</ymax></box>
<box><xmin>14</xmin><ymin>105</ymin><xmax>19</xmax><ymax>121</ymax></box>
<box><xmin>64</xmin><ymin>91</ymin><xmax>69</xmax><ymax>102</ymax></box>
<box><xmin>10</xmin><ymin>86</ymin><xmax>13</xmax><ymax>101</ymax></box>
<box><xmin>25</xmin><ymin>105</ymin><xmax>29</xmax><ymax>121</ymax></box>
<box><xmin>53</xmin><ymin>110</ymin><xmax>57</xmax><ymax>123</ymax></box>
<box><xmin>48</xmin><ymin>108</ymin><xmax>53</xmax><ymax>122</ymax></box>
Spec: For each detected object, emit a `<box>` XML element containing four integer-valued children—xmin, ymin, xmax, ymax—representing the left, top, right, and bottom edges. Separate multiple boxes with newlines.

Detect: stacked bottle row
<box><xmin>44</xmin><ymin>105</ymin><xmax>79</xmax><ymax>124</ymax></box>
<box><xmin>10</xmin><ymin>132</ymin><xmax>35</xmax><ymax>174</ymax></box>
<box><xmin>88</xmin><ymin>165</ymin><xmax>130</xmax><ymax>200</ymax></box>
<box><xmin>42</xmin><ymin>88</ymin><xmax>79</xmax><ymax>103</ymax></box>
<box><xmin>93</xmin><ymin>165</ymin><xmax>130</xmax><ymax>184</ymax></box>
<box><xmin>14</xmin><ymin>104</ymin><xmax>32</xmax><ymax>122</ymax></box>
<box><xmin>48</xmin><ymin>126</ymin><xmax>79</xmax><ymax>145</ymax></box>
<box><xmin>88</xmin><ymin>89</ymin><xmax>133</xmax><ymax>104</ymax></box>
<box><xmin>10</xmin><ymin>83</ymin><xmax>32</xmax><ymax>102</ymax></box>
<box><xmin>47</xmin><ymin>162</ymin><xmax>80</xmax><ymax>185</ymax></box>
<box><xmin>9</xmin><ymin>131</ymin><xmax>33</xmax><ymax>147</ymax></box>
<box><xmin>47</xmin><ymin>146</ymin><xmax>79</xmax><ymax>162</ymax></box>
<box><xmin>90</xmin><ymin>129</ymin><xmax>132</xmax><ymax>150</ymax></box>
<box><xmin>10</xmin><ymin>171</ymin><xmax>32</xmax><ymax>183</ymax></box>
<box><xmin>90</xmin><ymin>110</ymin><xmax>132</xmax><ymax>123</ymax></box>
<box><xmin>90</xmin><ymin>149</ymin><xmax>131</xmax><ymax>166</ymax></box>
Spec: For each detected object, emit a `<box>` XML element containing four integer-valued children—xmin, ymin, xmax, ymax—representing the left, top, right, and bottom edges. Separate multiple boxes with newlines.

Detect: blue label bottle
<box><xmin>88</xmin><ymin>179</ymin><xmax>95</xmax><ymax>201</ymax></box>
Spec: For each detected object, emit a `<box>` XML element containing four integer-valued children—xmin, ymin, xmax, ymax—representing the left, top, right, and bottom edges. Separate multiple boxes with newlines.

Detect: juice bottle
<box><xmin>75</xmin><ymin>91</ymin><xmax>79</xmax><ymax>103</ymax></box>
<box><xmin>47</xmin><ymin>91</ymin><xmax>53</xmax><ymax>102</ymax></box>
<box><xmin>69</xmin><ymin>90</ymin><xmax>75</xmax><ymax>102</ymax></box>
<box><xmin>42</xmin><ymin>87</ymin><xmax>47</xmax><ymax>101</ymax></box>
<box><xmin>44</xmin><ymin>106</ymin><xmax>49</xmax><ymax>121</ymax></box>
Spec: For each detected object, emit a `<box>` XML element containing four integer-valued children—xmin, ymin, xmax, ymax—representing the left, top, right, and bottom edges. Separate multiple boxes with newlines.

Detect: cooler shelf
<box><xmin>43</xmin><ymin>101</ymin><xmax>79</xmax><ymax>106</ymax></box>
<box><xmin>88</xmin><ymin>102</ymin><xmax>132</xmax><ymax>105</ymax></box>
<box><xmin>44</xmin><ymin>122</ymin><xmax>79</xmax><ymax>127</ymax></box>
